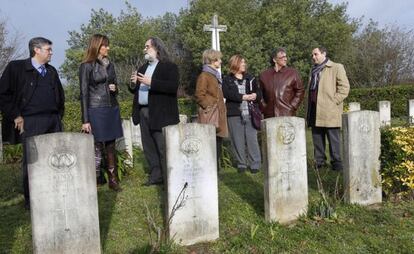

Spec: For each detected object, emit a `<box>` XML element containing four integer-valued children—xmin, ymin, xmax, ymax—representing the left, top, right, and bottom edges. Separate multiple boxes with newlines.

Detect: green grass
<box><xmin>1</xmin><ymin>134</ymin><xmax>414</xmax><ymax>253</ymax></box>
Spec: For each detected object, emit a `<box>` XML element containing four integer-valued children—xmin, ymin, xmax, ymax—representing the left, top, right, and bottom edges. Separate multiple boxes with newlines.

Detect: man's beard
<box><xmin>144</xmin><ymin>53</ymin><xmax>155</xmax><ymax>62</ymax></box>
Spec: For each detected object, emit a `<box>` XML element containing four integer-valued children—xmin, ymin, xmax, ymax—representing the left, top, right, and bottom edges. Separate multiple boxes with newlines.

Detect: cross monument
<box><xmin>203</xmin><ymin>14</ymin><xmax>227</xmax><ymax>51</ymax></box>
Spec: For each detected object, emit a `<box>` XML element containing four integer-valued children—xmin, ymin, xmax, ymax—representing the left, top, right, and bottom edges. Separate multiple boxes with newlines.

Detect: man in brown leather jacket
<box><xmin>259</xmin><ymin>48</ymin><xmax>304</xmax><ymax>118</ymax></box>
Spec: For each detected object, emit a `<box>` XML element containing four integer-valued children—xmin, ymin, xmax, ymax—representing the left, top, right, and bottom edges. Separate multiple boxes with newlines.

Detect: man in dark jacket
<box><xmin>0</xmin><ymin>37</ymin><xmax>65</xmax><ymax>209</ymax></box>
<box><xmin>259</xmin><ymin>48</ymin><xmax>304</xmax><ymax>118</ymax></box>
<box><xmin>130</xmin><ymin>37</ymin><xmax>179</xmax><ymax>186</ymax></box>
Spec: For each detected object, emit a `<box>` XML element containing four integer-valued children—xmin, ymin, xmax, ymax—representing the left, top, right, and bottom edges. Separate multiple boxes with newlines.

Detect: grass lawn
<box><xmin>1</xmin><ymin>132</ymin><xmax>414</xmax><ymax>253</ymax></box>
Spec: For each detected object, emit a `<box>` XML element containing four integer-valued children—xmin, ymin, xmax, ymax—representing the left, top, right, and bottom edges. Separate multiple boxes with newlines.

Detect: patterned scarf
<box><xmin>309</xmin><ymin>58</ymin><xmax>328</xmax><ymax>102</ymax></box>
<box><xmin>234</xmin><ymin>78</ymin><xmax>250</xmax><ymax>121</ymax></box>
<box><xmin>310</xmin><ymin>58</ymin><xmax>328</xmax><ymax>91</ymax></box>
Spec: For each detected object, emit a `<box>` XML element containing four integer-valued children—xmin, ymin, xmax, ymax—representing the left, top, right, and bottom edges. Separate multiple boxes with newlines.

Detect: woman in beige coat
<box><xmin>195</xmin><ymin>49</ymin><xmax>228</xmax><ymax>171</ymax></box>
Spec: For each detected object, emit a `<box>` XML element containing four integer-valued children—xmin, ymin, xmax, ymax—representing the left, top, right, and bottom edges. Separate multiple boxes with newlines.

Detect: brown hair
<box><xmin>228</xmin><ymin>54</ymin><xmax>246</xmax><ymax>74</ymax></box>
<box><xmin>83</xmin><ymin>34</ymin><xmax>109</xmax><ymax>63</ymax></box>
<box><xmin>202</xmin><ymin>49</ymin><xmax>222</xmax><ymax>64</ymax></box>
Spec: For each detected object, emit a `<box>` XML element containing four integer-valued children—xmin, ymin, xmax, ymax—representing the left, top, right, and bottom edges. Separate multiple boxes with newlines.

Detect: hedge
<box><xmin>346</xmin><ymin>84</ymin><xmax>414</xmax><ymax>118</ymax></box>
<box><xmin>293</xmin><ymin>84</ymin><xmax>414</xmax><ymax>119</ymax></box>
<box><xmin>63</xmin><ymin>99</ymin><xmax>197</xmax><ymax>132</ymax></box>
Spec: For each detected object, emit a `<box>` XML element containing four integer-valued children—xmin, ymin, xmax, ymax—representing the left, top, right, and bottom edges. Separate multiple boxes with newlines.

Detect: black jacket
<box><xmin>129</xmin><ymin>61</ymin><xmax>179</xmax><ymax>131</ymax></box>
<box><xmin>222</xmin><ymin>73</ymin><xmax>262</xmax><ymax>117</ymax></box>
<box><xmin>79</xmin><ymin>60</ymin><xmax>119</xmax><ymax>123</ymax></box>
<box><xmin>0</xmin><ymin>58</ymin><xmax>65</xmax><ymax>144</ymax></box>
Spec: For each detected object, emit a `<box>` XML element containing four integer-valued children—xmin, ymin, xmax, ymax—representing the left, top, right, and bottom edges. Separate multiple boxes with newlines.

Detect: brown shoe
<box><xmin>108</xmin><ymin>167</ymin><xmax>122</xmax><ymax>191</ymax></box>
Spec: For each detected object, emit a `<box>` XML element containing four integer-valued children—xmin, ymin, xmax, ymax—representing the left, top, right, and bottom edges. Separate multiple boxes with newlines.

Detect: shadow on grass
<box><xmin>97</xmin><ymin>187</ymin><xmax>118</xmax><ymax>251</ymax></box>
<box><xmin>0</xmin><ymin>163</ymin><xmax>31</xmax><ymax>253</ymax></box>
<box><xmin>220</xmin><ymin>169</ymin><xmax>264</xmax><ymax>217</ymax></box>
<box><xmin>129</xmin><ymin>245</ymin><xmax>152</xmax><ymax>254</ymax></box>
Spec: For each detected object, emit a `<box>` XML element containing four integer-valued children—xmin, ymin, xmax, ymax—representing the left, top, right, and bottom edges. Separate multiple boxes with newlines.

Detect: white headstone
<box><xmin>116</xmin><ymin>119</ymin><xmax>133</xmax><ymax>166</ymax></box>
<box><xmin>379</xmin><ymin>101</ymin><xmax>391</xmax><ymax>126</ymax></box>
<box><xmin>262</xmin><ymin>117</ymin><xmax>308</xmax><ymax>224</ymax></box>
<box><xmin>179</xmin><ymin>114</ymin><xmax>188</xmax><ymax>124</ymax></box>
<box><xmin>27</xmin><ymin>133</ymin><xmax>101</xmax><ymax>254</ymax></box>
<box><xmin>348</xmin><ymin>102</ymin><xmax>361</xmax><ymax>112</ymax></box>
<box><xmin>409</xmin><ymin>99</ymin><xmax>414</xmax><ymax>125</ymax></box>
<box><xmin>164</xmin><ymin>123</ymin><xmax>219</xmax><ymax>245</ymax></box>
<box><xmin>342</xmin><ymin>111</ymin><xmax>382</xmax><ymax>205</ymax></box>
<box><xmin>130</xmin><ymin>118</ymin><xmax>143</xmax><ymax>149</ymax></box>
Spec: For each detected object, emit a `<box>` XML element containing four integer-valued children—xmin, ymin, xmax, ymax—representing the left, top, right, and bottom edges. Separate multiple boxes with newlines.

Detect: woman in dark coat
<box><xmin>222</xmin><ymin>55</ymin><xmax>262</xmax><ymax>173</ymax></box>
<box><xmin>79</xmin><ymin>34</ymin><xmax>123</xmax><ymax>191</ymax></box>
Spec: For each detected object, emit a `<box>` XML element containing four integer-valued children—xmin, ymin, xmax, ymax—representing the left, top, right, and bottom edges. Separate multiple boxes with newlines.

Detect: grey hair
<box><xmin>269</xmin><ymin>47</ymin><xmax>286</xmax><ymax>66</ymax></box>
<box><xmin>29</xmin><ymin>37</ymin><xmax>52</xmax><ymax>57</ymax></box>
<box><xmin>148</xmin><ymin>37</ymin><xmax>170</xmax><ymax>62</ymax></box>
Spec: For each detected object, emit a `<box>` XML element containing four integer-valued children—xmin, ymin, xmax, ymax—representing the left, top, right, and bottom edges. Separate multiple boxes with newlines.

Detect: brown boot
<box><xmin>95</xmin><ymin>142</ymin><xmax>106</xmax><ymax>186</ymax></box>
<box><xmin>108</xmin><ymin>167</ymin><xmax>122</xmax><ymax>191</ymax></box>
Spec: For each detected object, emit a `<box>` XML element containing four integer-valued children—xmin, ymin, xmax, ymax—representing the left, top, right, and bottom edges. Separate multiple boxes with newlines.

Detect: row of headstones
<box><xmin>165</xmin><ymin>110</ymin><xmax>382</xmax><ymax>245</ymax></box>
<box><xmin>25</xmin><ymin>110</ymin><xmax>381</xmax><ymax>252</ymax></box>
<box><xmin>349</xmin><ymin>99</ymin><xmax>414</xmax><ymax>126</ymax></box>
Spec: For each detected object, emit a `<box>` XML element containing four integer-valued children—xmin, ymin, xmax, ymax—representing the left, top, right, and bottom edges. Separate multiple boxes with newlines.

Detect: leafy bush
<box><xmin>380</xmin><ymin>126</ymin><xmax>414</xmax><ymax>198</ymax></box>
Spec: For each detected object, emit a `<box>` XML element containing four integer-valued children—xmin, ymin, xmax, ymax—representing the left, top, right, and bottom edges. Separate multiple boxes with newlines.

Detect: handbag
<box><xmin>248</xmin><ymin>102</ymin><xmax>262</xmax><ymax>130</ymax></box>
<box><xmin>198</xmin><ymin>103</ymin><xmax>219</xmax><ymax>129</ymax></box>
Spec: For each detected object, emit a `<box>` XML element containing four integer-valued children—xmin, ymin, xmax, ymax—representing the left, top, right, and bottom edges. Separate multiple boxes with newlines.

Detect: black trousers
<box><xmin>22</xmin><ymin>114</ymin><xmax>62</xmax><ymax>204</ymax></box>
<box><xmin>139</xmin><ymin>107</ymin><xmax>165</xmax><ymax>183</ymax></box>
<box><xmin>311</xmin><ymin>127</ymin><xmax>343</xmax><ymax>170</ymax></box>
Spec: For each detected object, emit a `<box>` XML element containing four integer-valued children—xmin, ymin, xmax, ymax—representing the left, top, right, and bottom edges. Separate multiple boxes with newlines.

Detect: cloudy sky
<box><xmin>2</xmin><ymin>0</ymin><xmax>413</xmax><ymax>72</ymax></box>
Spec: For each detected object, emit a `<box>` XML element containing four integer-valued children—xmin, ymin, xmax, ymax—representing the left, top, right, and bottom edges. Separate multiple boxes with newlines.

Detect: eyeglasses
<box><xmin>40</xmin><ymin>47</ymin><xmax>53</xmax><ymax>53</ymax></box>
<box><xmin>277</xmin><ymin>55</ymin><xmax>288</xmax><ymax>59</ymax></box>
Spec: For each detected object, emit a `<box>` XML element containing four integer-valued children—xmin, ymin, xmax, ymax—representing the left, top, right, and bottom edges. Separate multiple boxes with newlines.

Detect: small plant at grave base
<box><xmin>116</xmin><ymin>150</ymin><xmax>133</xmax><ymax>179</ymax></box>
<box><xmin>250</xmin><ymin>224</ymin><xmax>259</xmax><ymax>240</ymax></box>
<box><xmin>268</xmin><ymin>224</ymin><xmax>277</xmax><ymax>241</ymax></box>
<box><xmin>145</xmin><ymin>182</ymin><xmax>188</xmax><ymax>253</ymax></box>
<box><xmin>308</xmin><ymin>162</ymin><xmax>341</xmax><ymax>222</ymax></box>
<box><xmin>220</xmin><ymin>141</ymin><xmax>234</xmax><ymax>170</ymax></box>
<box><xmin>3</xmin><ymin>144</ymin><xmax>23</xmax><ymax>164</ymax></box>
<box><xmin>380</xmin><ymin>126</ymin><xmax>414</xmax><ymax>199</ymax></box>
<box><xmin>101</xmin><ymin>150</ymin><xmax>132</xmax><ymax>183</ymax></box>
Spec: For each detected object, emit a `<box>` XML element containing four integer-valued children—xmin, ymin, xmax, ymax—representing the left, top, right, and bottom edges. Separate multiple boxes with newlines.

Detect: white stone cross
<box><xmin>55</xmin><ymin>194</ymin><xmax>74</xmax><ymax>231</ymax></box>
<box><xmin>203</xmin><ymin>14</ymin><xmax>227</xmax><ymax>51</ymax></box>
<box><xmin>281</xmin><ymin>162</ymin><xmax>296</xmax><ymax>191</ymax></box>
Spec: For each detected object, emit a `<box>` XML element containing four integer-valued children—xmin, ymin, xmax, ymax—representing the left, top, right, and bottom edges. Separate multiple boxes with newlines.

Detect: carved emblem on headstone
<box><xmin>277</xmin><ymin>123</ymin><xmax>295</xmax><ymax>144</ymax></box>
<box><xmin>49</xmin><ymin>151</ymin><xmax>76</xmax><ymax>171</ymax></box>
<box><xmin>358</xmin><ymin>118</ymin><xmax>371</xmax><ymax>133</ymax></box>
<box><xmin>180</xmin><ymin>137</ymin><xmax>201</xmax><ymax>155</ymax></box>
